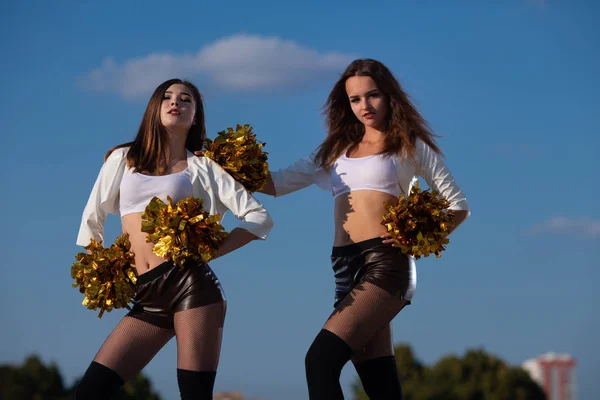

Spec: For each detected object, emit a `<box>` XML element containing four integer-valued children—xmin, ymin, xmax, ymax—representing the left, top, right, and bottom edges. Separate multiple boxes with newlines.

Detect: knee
<box><xmin>305</xmin><ymin>338</ymin><xmax>323</xmax><ymax>376</ymax></box>
<box><xmin>74</xmin><ymin>362</ymin><xmax>124</xmax><ymax>399</ymax></box>
<box><xmin>305</xmin><ymin>329</ymin><xmax>352</xmax><ymax>380</ymax></box>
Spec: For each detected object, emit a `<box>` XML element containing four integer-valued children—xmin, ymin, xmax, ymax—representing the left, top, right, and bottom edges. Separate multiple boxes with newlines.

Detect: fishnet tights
<box><xmin>324</xmin><ymin>281</ymin><xmax>408</xmax><ymax>361</ymax></box>
<box><xmin>93</xmin><ymin>301</ymin><xmax>226</xmax><ymax>380</ymax></box>
<box><xmin>174</xmin><ymin>302</ymin><xmax>226</xmax><ymax>371</ymax></box>
<box><xmin>351</xmin><ymin>323</ymin><xmax>394</xmax><ymax>364</ymax></box>
<box><xmin>93</xmin><ymin>317</ymin><xmax>173</xmax><ymax>381</ymax></box>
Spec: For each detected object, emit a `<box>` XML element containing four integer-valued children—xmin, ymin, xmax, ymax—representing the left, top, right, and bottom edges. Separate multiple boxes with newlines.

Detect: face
<box><xmin>160</xmin><ymin>83</ymin><xmax>196</xmax><ymax>130</ymax></box>
<box><xmin>345</xmin><ymin>75</ymin><xmax>388</xmax><ymax>130</ymax></box>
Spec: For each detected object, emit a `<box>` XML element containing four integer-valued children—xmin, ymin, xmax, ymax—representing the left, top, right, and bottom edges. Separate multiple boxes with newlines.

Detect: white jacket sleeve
<box><xmin>415</xmin><ymin>138</ymin><xmax>470</xmax><ymax>214</ymax></box>
<box><xmin>76</xmin><ymin>149</ymin><xmax>127</xmax><ymax>246</ymax></box>
<box><xmin>207</xmin><ymin>159</ymin><xmax>274</xmax><ymax>240</ymax></box>
<box><xmin>270</xmin><ymin>149</ymin><xmax>331</xmax><ymax>197</ymax></box>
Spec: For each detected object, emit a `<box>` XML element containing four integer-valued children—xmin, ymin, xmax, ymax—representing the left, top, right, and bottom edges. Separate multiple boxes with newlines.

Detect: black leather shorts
<box><xmin>126</xmin><ymin>260</ymin><xmax>226</xmax><ymax>329</ymax></box>
<box><xmin>331</xmin><ymin>238</ymin><xmax>416</xmax><ymax>308</ymax></box>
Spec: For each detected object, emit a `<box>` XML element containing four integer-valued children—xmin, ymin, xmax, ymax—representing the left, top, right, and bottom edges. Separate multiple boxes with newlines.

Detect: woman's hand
<box><xmin>380</xmin><ymin>232</ymin><xmax>396</xmax><ymax>246</ymax></box>
<box><xmin>380</xmin><ymin>209</ymin><xmax>468</xmax><ymax>247</ymax></box>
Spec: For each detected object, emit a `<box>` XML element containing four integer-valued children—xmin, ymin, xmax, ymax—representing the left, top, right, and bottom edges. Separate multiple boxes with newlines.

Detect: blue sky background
<box><xmin>1</xmin><ymin>1</ymin><xmax>598</xmax><ymax>399</ymax></box>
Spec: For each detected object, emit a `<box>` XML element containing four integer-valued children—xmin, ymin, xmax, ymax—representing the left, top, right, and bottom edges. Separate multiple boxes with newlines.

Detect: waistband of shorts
<box><xmin>331</xmin><ymin>237</ymin><xmax>385</xmax><ymax>257</ymax></box>
<box><xmin>136</xmin><ymin>260</ymin><xmax>176</xmax><ymax>285</ymax></box>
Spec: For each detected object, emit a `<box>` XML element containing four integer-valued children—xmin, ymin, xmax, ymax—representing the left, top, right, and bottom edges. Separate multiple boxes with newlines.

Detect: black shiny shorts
<box><xmin>127</xmin><ymin>260</ymin><xmax>226</xmax><ymax>329</ymax></box>
<box><xmin>331</xmin><ymin>238</ymin><xmax>416</xmax><ymax>308</ymax></box>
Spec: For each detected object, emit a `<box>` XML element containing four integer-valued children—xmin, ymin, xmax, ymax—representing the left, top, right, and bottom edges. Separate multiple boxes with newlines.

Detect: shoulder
<box><xmin>412</xmin><ymin>137</ymin><xmax>444</xmax><ymax>162</ymax></box>
<box><xmin>391</xmin><ymin>138</ymin><xmax>435</xmax><ymax>169</ymax></box>
<box><xmin>105</xmin><ymin>146</ymin><xmax>129</xmax><ymax>166</ymax></box>
<box><xmin>414</xmin><ymin>137</ymin><xmax>430</xmax><ymax>153</ymax></box>
<box><xmin>187</xmin><ymin>154</ymin><xmax>228</xmax><ymax>179</ymax></box>
<box><xmin>188</xmin><ymin>152</ymin><xmax>214</xmax><ymax>169</ymax></box>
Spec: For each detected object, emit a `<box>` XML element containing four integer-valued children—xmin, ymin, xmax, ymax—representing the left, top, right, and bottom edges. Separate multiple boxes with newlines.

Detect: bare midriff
<box><xmin>333</xmin><ymin>189</ymin><xmax>398</xmax><ymax>246</ymax></box>
<box><xmin>121</xmin><ymin>213</ymin><xmax>168</xmax><ymax>274</ymax></box>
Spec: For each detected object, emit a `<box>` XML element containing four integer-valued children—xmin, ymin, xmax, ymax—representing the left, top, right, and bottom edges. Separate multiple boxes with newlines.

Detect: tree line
<box><xmin>353</xmin><ymin>344</ymin><xmax>546</xmax><ymax>400</ymax></box>
<box><xmin>2</xmin><ymin>345</ymin><xmax>546</xmax><ymax>400</ymax></box>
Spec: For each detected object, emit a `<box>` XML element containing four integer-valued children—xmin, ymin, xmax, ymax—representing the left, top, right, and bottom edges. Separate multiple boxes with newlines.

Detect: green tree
<box><xmin>0</xmin><ymin>355</ymin><xmax>69</xmax><ymax>400</ymax></box>
<box><xmin>352</xmin><ymin>345</ymin><xmax>546</xmax><ymax>400</ymax></box>
<box><xmin>117</xmin><ymin>373</ymin><xmax>162</xmax><ymax>400</ymax></box>
<box><xmin>353</xmin><ymin>345</ymin><xmax>428</xmax><ymax>400</ymax></box>
<box><xmin>1</xmin><ymin>354</ymin><xmax>163</xmax><ymax>400</ymax></box>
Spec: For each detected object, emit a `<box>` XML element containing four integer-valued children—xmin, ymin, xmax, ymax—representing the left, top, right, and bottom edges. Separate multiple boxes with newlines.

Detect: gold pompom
<box><xmin>71</xmin><ymin>233</ymin><xmax>136</xmax><ymax>318</ymax></box>
<box><xmin>203</xmin><ymin>124</ymin><xmax>269</xmax><ymax>192</ymax></box>
<box><xmin>381</xmin><ymin>180</ymin><xmax>455</xmax><ymax>260</ymax></box>
<box><xmin>141</xmin><ymin>196</ymin><xmax>229</xmax><ymax>268</ymax></box>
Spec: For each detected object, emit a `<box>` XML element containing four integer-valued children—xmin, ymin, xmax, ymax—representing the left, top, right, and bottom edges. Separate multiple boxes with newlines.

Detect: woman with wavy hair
<box><xmin>262</xmin><ymin>59</ymin><xmax>470</xmax><ymax>399</ymax></box>
<box><xmin>74</xmin><ymin>78</ymin><xmax>273</xmax><ymax>400</ymax></box>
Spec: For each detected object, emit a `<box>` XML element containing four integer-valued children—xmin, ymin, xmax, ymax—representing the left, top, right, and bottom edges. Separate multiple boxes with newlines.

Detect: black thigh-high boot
<box><xmin>74</xmin><ymin>361</ymin><xmax>124</xmax><ymax>399</ymax></box>
<box><xmin>177</xmin><ymin>369</ymin><xmax>216</xmax><ymax>400</ymax></box>
<box><xmin>355</xmin><ymin>355</ymin><xmax>403</xmax><ymax>399</ymax></box>
<box><xmin>305</xmin><ymin>329</ymin><xmax>353</xmax><ymax>400</ymax></box>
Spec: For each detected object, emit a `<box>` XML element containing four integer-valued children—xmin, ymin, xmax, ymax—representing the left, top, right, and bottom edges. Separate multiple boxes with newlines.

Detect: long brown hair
<box><xmin>104</xmin><ymin>78</ymin><xmax>206</xmax><ymax>175</ymax></box>
<box><xmin>314</xmin><ymin>59</ymin><xmax>441</xmax><ymax>169</ymax></box>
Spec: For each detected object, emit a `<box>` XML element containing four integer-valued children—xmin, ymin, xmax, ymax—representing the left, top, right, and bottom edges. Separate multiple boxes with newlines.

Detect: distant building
<box><xmin>522</xmin><ymin>352</ymin><xmax>577</xmax><ymax>400</ymax></box>
<box><xmin>214</xmin><ymin>392</ymin><xmax>245</xmax><ymax>400</ymax></box>
<box><xmin>213</xmin><ymin>391</ymin><xmax>265</xmax><ymax>400</ymax></box>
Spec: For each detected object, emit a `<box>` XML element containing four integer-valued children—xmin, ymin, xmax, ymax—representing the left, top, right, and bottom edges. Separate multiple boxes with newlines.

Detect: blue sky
<box><xmin>1</xmin><ymin>1</ymin><xmax>598</xmax><ymax>399</ymax></box>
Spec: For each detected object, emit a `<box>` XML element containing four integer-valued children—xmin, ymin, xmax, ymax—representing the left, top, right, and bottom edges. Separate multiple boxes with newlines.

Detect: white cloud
<box><xmin>77</xmin><ymin>34</ymin><xmax>356</xmax><ymax>99</ymax></box>
<box><xmin>530</xmin><ymin>217</ymin><xmax>600</xmax><ymax>237</ymax></box>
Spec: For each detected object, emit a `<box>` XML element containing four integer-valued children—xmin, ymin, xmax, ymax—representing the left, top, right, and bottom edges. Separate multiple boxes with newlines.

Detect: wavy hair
<box><xmin>105</xmin><ymin>78</ymin><xmax>206</xmax><ymax>175</ymax></box>
<box><xmin>314</xmin><ymin>59</ymin><xmax>441</xmax><ymax>169</ymax></box>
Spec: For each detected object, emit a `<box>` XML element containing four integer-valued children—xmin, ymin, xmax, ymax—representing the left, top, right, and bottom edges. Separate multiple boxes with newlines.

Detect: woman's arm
<box><xmin>267</xmin><ymin>149</ymin><xmax>333</xmax><ymax>197</ymax></box>
<box><xmin>196</xmin><ymin>148</ymin><xmax>329</xmax><ymax>198</ymax></box>
<box><xmin>257</xmin><ymin>174</ymin><xmax>276</xmax><ymax>196</ymax></box>
<box><xmin>76</xmin><ymin>149</ymin><xmax>128</xmax><ymax>246</ymax></box>
<box><xmin>207</xmin><ymin>159</ymin><xmax>274</xmax><ymax>254</ymax></box>
<box><xmin>211</xmin><ymin>228</ymin><xmax>259</xmax><ymax>260</ymax></box>
<box><xmin>447</xmin><ymin>210</ymin><xmax>469</xmax><ymax>233</ymax></box>
<box><xmin>415</xmin><ymin>139</ymin><xmax>471</xmax><ymax>232</ymax></box>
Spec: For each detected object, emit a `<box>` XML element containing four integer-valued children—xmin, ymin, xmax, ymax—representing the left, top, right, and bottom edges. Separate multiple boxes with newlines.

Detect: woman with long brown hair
<box><xmin>74</xmin><ymin>78</ymin><xmax>273</xmax><ymax>399</ymax></box>
<box><xmin>261</xmin><ymin>59</ymin><xmax>470</xmax><ymax>399</ymax></box>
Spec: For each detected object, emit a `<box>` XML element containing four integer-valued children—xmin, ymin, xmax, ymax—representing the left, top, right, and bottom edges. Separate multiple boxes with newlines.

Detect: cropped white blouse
<box><xmin>270</xmin><ymin>138</ymin><xmax>470</xmax><ymax>213</ymax></box>
<box><xmin>76</xmin><ymin>147</ymin><xmax>274</xmax><ymax>246</ymax></box>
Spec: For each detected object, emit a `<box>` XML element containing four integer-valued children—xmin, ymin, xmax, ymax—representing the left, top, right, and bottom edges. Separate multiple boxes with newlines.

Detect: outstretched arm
<box><xmin>257</xmin><ymin>174</ymin><xmax>276</xmax><ymax>196</ymax></box>
<box><xmin>195</xmin><ymin>149</ymin><xmax>324</xmax><ymax>198</ymax></box>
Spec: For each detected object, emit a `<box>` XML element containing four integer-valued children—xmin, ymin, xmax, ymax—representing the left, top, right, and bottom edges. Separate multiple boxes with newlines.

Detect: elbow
<box><xmin>262</xmin><ymin>211</ymin><xmax>275</xmax><ymax>237</ymax></box>
<box><xmin>240</xmin><ymin>208</ymin><xmax>274</xmax><ymax>240</ymax></box>
<box><xmin>448</xmin><ymin>208</ymin><xmax>470</xmax><ymax>232</ymax></box>
<box><xmin>453</xmin><ymin>209</ymin><xmax>470</xmax><ymax>221</ymax></box>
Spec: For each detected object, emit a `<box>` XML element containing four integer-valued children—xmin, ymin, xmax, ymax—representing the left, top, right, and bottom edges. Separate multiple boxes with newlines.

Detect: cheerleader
<box><xmin>262</xmin><ymin>59</ymin><xmax>470</xmax><ymax>399</ymax></box>
<box><xmin>74</xmin><ymin>79</ymin><xmax>273</xmax><ymax>399</ymax></box>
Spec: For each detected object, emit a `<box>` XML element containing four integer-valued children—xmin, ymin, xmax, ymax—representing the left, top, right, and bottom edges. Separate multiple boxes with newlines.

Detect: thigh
<box><xmin>93</xmin><ymin>316</ymin><xmax>175</xmax><ymax>380</ymax></box>
<box><xmin>351</xmin><ymin>323</ymin><xmax>394</xmax><ymax>364</ymax></box>
<box><xmin>174</xmin><ymin>301</ymin><xmax>227</xmax><ymax>371</ymax></box>
<box><xmin>323</xmin><ymin>281</ymin><xmax>408</xmax><ymax>352</ymax></box>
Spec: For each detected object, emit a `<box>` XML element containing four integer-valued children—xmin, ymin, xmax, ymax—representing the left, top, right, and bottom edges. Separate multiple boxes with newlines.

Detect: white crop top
<box><xmin>331</xmin><ymin>153</ymin><xmax>402</xmax><ymax>199</ymax></box>
<box><xmin>119</xmin><ymin>168</ymin><xmax>193</xmax><ymax>217</ymax></box>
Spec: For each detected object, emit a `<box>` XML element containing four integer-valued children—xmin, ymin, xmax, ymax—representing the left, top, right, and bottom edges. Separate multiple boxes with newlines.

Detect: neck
<box><xmin>362</xmin><ymin>126</ymin><xmax>386</xmax><ymax>143</ymax></box>
<box><xmin>166</xmin><ymin>129</ymin><xmax>189</xmax><ymax>162</ymax></box>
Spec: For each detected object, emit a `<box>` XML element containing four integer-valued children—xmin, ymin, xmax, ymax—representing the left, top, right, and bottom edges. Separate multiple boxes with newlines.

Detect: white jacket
<box><xmin>76</xmin><ymin>147</ymin><xmax>274</xmax><ymax>246</ymax></box>
<box><xmin>270</xmin><ymin>138</ymin><xmax>470</xmax><ymax>213</ymax></box>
